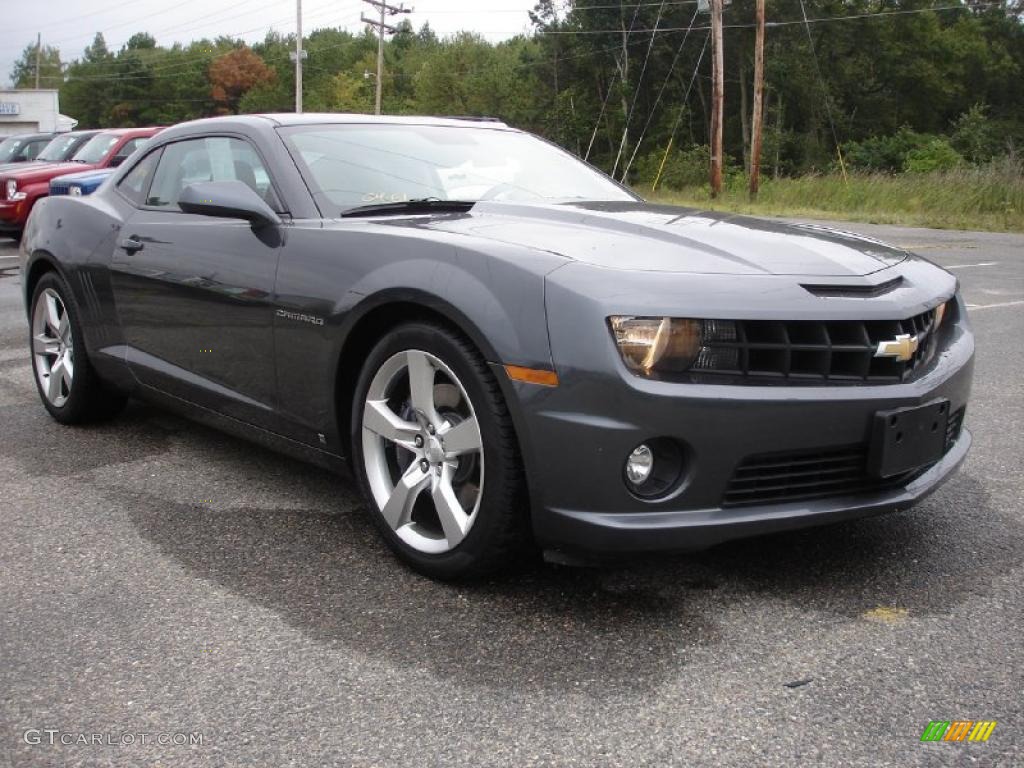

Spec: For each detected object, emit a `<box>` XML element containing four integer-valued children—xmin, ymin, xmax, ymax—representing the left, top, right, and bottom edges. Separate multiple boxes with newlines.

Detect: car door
<box><xmin>108</xmin><ymin>136</ymin><xmax>284</xmax><ymax>427</ymax></box>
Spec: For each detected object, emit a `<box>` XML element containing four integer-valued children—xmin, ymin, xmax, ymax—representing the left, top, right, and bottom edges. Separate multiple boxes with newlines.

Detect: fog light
<box><xmin>623</xmin><ymin>438</ymin><xmax>687</xmax><ymax>500</ymax></box>
<box><xmin>625</xmin><ymin>444</ymin><xmax>654</xmax><ymax>485</ymax></box>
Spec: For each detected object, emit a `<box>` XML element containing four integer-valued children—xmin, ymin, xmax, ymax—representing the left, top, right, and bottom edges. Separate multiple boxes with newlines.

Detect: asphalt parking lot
<box><xmin>1</xmin><ymin>224</ymin><xmax>1022</xmax><ymax>767</ymax></box>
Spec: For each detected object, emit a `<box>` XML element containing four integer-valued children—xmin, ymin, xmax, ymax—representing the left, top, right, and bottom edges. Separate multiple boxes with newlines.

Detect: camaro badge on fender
<box><xmin>276</xmin><ymin>309</ymin><xmax>324</xmax><ymax>326</ymax></box>
<box><xmin>875</xmin><ymin>333</ymin><xmax>919</xmax><ymax>362</ymax></box>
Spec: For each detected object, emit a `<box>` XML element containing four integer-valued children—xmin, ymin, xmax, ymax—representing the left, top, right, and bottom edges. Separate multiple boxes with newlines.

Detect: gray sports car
<box><xmin>19</xmin><ymin>114</ymin><xmax>974</xmax><ymax>579</ymax></box>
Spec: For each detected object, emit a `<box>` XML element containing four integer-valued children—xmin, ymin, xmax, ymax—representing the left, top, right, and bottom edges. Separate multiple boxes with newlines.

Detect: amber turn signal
<box><xmin>504</xmin><ymin>364</ymin><xmax>559</xmax><ymax>387</ymax></box>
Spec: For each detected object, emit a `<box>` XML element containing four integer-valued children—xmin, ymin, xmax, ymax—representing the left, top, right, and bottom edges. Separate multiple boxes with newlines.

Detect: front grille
<box><xmin>723</xmin><ymin>406</ymin><xmax>965</xmax><ymax>508</ymax></box>
<box><xmin>697</xmin><ymin>308</ymin><xmax>942</xmax><ymax>383</ymax></box>
<box><xmin>49</xmin><ymin>180</ymin><xmax>71</xmax><ymax>196</ymax></box>
<box><xmin>945</xmin><ymin>406</ymin><xmax>965</xmax><ymax>451</ymax></box>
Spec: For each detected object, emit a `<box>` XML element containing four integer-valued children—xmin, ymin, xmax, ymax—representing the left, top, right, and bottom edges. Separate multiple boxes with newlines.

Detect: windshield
<box><xmin>38</xmin><ymin>134</ymin><xmax>86</xmax><ymax>162</ymax></box>
<box><xmin>72</xmin><ymin>134</ymin><xmax>120</xmax><ymax>164</ymax></box>
<box><xmin>0</xmin><ymin>137</ymin><xmax>26</xmax><ymax>163</ymax></box>
<box><xmin>279</xmin><ymin>123</ymin><xmax>635</xmax><ymax>215</ymax></box>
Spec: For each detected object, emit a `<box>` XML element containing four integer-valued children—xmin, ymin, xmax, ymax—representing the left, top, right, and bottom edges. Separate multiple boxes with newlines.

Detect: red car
<box><xmin>0</xmin><ymin>127</ymin><xmax>160</xmax><ymax>237</ymax></box>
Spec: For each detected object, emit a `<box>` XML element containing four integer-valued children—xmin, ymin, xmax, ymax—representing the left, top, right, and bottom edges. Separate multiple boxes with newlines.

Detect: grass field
<box><xmin>636</xmin><ymin>158</ymin><xmax>1024</xmax><ymax>232</ymax></box>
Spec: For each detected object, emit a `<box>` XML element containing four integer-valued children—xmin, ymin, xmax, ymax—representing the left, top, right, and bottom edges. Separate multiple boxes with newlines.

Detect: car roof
<box><xmin>259</xmin><ymin>113</ymin><xmax>510</xmax><ymax>128</ymax></box>
<box><xmin>95</xmin><ymin>127</ymin><xmax>161</xmax><ymax>137</ymax></box>
<box><xmin>161</xmin><ymin>113</ymin><xmax>512</xmax><ymax>133</ymax></box>
<box><xmin>1</xmin><ymin>132</ymin><xmax>53</xmax><ymax>141</ymax></box>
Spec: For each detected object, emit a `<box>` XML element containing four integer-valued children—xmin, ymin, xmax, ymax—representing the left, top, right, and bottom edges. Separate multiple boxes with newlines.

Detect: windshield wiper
<box><xmin>339</xmin><ymin>198</ymin><xmax>476</xmax><ymax>218</ymax></box>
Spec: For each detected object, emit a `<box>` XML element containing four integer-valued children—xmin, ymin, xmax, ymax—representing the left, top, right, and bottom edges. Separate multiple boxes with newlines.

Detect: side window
<box><xmin>110</xmin><ymin>137</ymin><xmax>147</xmax><ymax>168</ymax></box>
<box><xmin>13</xmin><ymin>140</ymin><xmax>37</xmax><ymax>161</ymax></box>
<box><xmin>146</xmin><ymin>137</ymin><xmax>280</xmax><ymax>211</ymax></box>
<box><xmin>25</xmin><ymin>138</ymin><xmax>48</xmax><ymax>160</ymax></box>
<box><xmin>117</xmin><ymin>149</ymin><xmax>161</xmax><ymax>206</ymax></box>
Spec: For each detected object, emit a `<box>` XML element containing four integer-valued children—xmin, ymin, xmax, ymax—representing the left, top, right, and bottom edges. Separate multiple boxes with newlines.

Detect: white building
<box><xmin>0</xmin><ymin>90</ymin><xmax>77</xmax><ymax>137</ymax></box>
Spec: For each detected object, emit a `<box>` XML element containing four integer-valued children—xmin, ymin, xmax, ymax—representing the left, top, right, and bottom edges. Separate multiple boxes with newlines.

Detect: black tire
<box><xmin>29</xmin><ymin>271</ymin><xmax>127</xmax><ymax>424</ymax></box>
<box><xmin>350</xmin><ymin>321</ymin><xmax>531</xmax><ymax>579</ymax></box>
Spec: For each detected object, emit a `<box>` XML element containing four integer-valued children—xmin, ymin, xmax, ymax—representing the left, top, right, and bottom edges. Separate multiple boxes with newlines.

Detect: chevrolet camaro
<box><xmin>18</xmin><ymin>114</ymin><xmax>974</xmax><ymax>579</ymax></box>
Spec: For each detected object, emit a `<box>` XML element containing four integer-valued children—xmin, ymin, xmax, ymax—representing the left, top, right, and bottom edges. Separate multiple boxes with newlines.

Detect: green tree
<box><xmin>10</xmin><ymin>42</ymin><xmax>63</xmax><ymax>88</ymax></box>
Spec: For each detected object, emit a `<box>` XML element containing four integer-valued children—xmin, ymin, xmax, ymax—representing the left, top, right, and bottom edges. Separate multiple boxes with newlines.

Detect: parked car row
<box><xmin>0</xmin><ymin>127</ymin><xmax>161</xmax><ymax>237</ymax></box>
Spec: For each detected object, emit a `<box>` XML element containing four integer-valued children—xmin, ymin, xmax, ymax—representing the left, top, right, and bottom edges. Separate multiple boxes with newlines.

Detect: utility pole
<box><xmin>35</xmin><ymin>33</ymin><xmax>41</xmax><ymax>89</ymax></box>
<box><xmin>362</xmin><ymin>0</ymin><xmax>411</xmax><ymax>115</ymax></box>
<box><xmin>748</xmin><ymin>0</ymin><xmax>766</xmax><ymax>199</ymax></box>
<box><xmin>294</xmin><ymin>0</ymin><xmax>303</xmax><ymax>113</ymax></box>
<box><xmin>709</xmin><ymin>0</ymin><xmax>724</xmax><ymax>198</ymax></box>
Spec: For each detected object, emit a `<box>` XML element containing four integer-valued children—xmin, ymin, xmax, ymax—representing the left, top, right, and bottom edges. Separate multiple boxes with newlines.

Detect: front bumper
<box><xmin>515</xmin><ymin>265</ymin><xmax>974</xmax><ymax>558</ymax></box>
<box><xmin>0</xmin><ymin>199</ymin><xmax>26</xmax><ymax>232</ymax></box>
<box><xmin>537</xmin><ymin>428</ymin><xmax>970</xmax><ymax>556</ymax></box>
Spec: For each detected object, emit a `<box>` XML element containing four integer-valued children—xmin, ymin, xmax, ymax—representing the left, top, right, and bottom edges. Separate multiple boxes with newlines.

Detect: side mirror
<box><xmin>178</xmin><ymin>180</ymin><xmax>282</xmax><ymax>228</ymax></box>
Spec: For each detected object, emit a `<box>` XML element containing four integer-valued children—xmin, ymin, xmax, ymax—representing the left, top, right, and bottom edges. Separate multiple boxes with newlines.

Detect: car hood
<box><xmin>395</xmin><ymin>200</ymin><xmax>911</xmax><ymax>277</ymax></box>
<box><xmin>52</xmin><ymin>168</ymin><xmax>114</xmax><ymax>183</ymax></box>
<box><xmin>0</xmin><ymin>160</ymin><xmax>48</xmax><ymax>175</ymax></box>
<box><xmin>1</xmin><ymin>161</ymin><xmax>98</xmax><ymax>184</ymax></box>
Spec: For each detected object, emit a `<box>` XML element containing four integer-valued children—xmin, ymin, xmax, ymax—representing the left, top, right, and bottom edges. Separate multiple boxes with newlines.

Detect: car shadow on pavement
<box><xmin>119</xmin><ymin>414</ymin><xmax>1015</xmax><ymax>695</ymax></box>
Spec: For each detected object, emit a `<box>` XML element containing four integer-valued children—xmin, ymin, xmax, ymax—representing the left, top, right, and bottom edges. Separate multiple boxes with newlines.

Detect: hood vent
<box><xmin>801</xmin><ymin>276</ymin><xmax>903</xmax><ymax>298</ymax></box>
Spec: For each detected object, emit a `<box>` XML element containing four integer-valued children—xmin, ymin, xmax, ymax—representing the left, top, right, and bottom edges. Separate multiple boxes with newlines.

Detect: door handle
<box><xmin>118</xmin><ymin>236</ymin><xmax>144</xmax><ymax>254</ymax></box>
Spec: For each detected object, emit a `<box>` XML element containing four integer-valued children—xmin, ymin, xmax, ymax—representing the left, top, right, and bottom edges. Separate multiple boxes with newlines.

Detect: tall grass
<box><xmin>636</xmin><ymin>157</ymin><xmax>1024</xmax><ymax>232</ymax></box>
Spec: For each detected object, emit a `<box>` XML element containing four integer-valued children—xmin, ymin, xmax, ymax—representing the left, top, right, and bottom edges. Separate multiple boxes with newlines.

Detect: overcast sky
<box><xmin>2</xmin><ymin>0</ymin><xmax>540</xmax><ymax>89</ymax></box>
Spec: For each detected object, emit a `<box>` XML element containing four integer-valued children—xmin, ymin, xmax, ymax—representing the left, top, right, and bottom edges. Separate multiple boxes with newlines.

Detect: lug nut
<box><xmin>427</xmin><ymin>423</ymin><xmax>436</xmax><ymax>435</ymax></box>
<box><xmin>414</xmin><ymin>435</ymin><xmax>424</xmax><ymax>448</ymax></box>
<box><xmin>419</xmin><ymin>459</ymin><xmax>429</xmax><ymax>472</ymax></box>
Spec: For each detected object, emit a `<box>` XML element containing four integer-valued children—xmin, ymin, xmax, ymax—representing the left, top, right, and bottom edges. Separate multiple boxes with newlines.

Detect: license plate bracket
<box><xmin>868</xmin><ymin>400</ymin><xmax>949</xmax><ymax>478</ymax></box>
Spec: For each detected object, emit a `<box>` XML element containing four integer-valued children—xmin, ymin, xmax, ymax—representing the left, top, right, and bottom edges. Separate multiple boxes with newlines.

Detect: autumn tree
<box><xmin>209</xmin><ymin>47</ymin><xmax>275</xmax><ymax>114</ymax></box>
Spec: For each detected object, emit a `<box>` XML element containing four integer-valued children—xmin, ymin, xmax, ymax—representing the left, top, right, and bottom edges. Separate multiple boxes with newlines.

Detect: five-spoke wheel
<box><xmin>361</xmin><ymin>349</ymin><xmax>484</xmax><ymax>554</ymax></box>
<box><xmin>29</xmin><ymin>272</ymin><xmax>126</xmax><ymax>423</ymax></box>
<box><xmin>32</xmin><ymin>287</ymin><xmax>75</xmax><ymax>408</ymax></box>
<box><xmin>352</xmin><ymin>322</ymin><xmax>528</xmax><ymax>578</ymax></box>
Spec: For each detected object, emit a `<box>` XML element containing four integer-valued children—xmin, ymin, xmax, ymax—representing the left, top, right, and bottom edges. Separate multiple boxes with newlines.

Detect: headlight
<box><xmin>5</xmin><ymin>179</ymin><xmax>26</xmax><ymax>201</ymax></box>
<box><xmin>609</xmin><ymin>316</ymin><xmax>741</xmax><ymax>377</ymax></box>
<box><xmin>69</xmin><ymin>185</ymin><xmax>83</xmax><ymax>196</ymax></box>
<box><xmin>609</xmin><ymin>316</ymin><xmax>702</xmax><ymax>374</ymax></box>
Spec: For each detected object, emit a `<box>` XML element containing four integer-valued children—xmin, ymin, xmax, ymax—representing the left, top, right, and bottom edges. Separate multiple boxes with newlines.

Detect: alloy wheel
<box><xmin>361</xmin><ymin>349</ymin><xmax>484</xmax><ymax>554</ymax></box>
<box><xmin>32</xmin><ymin>288</ymin><xmax>74</xmax><ymax>408</ymax></box>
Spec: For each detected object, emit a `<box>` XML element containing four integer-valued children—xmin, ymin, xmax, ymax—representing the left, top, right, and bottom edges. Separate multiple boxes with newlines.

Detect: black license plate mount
<box><xmin>868</xmin><ymin>400</ymin><xmax>949</xmax><ymax>478</ymax></box>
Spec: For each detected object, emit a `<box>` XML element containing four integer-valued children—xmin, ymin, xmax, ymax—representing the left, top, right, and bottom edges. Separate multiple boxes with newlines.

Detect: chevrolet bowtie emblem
<box><xmin>875</xmin><ymin>333</ymin><xmax>919</xmax><ymax>362</ymax></box>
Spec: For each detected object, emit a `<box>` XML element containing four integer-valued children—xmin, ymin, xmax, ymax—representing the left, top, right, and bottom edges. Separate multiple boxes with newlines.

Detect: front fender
<box><xmin>338</xmin><ymin>242</ymin><xmax>556</xmax><ymax>370</ymax></box>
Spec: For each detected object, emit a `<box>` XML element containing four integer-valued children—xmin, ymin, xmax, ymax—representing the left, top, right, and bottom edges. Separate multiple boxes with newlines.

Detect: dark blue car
<box><xmin>49</xmin><ymin>168</ymin><xmax>115</xmax><ymax>197</ymax></box>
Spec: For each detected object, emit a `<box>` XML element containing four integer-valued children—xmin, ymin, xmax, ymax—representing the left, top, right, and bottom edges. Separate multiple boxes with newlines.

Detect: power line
<box><xmin>6</xmin><ymin>0</ymin><xmax>165</xmax><ymax>34</ymax></box>
<box><xmin>651</xmin><ymin>31</ymin><xmax>710</xmax><ymax>189</ymax></box>
<box><xmin>797</xmin><ymin>0</ymin><xmax>847</xmax><ymax>182</ymax></box>
<box><xmin>535</xmin><ymin>2</ymin><xmax>1000</xmax><ymax>34</ymax></box>
<box><xmin>621</xmin><ymin>5</ymin><xmax>701</xmax><ymax>179</ymax></box>
<box><xmin>606</xmin><ymin>0</ymin><xmax>645</xmax><ymax>175</ymax></box>
<box><xmin>612</xmin><ymin>0</ymin><xmax>669</xmax><ymax>179</ymax></box>
<box><xmin>583</xmin><ymin>69</ymin><xmax>619</xmax><ymax>161</ymax></box>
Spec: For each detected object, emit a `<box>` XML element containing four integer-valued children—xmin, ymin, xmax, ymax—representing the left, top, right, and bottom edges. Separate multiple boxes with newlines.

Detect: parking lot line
<box><xmin>965</xmin><ymin>300</ymin><xmax>1024</xmax><ymax>310</ymax></box>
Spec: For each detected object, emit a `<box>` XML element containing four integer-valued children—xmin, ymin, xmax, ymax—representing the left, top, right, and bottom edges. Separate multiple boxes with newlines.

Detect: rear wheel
<box><xmin>30</xmin><ymin>272</ymin><xmax>126</xmax><ymax>423</ymax></box>
<box><xmin>351</xmin><ymin>322</ymin><xmax>529</xmax><ymax>579</ymax></box>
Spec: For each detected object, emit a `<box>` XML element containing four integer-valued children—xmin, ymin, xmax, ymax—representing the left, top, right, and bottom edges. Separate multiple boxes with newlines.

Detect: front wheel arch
<box><xmin>23</xmin><ymin>253</ymin><xmax>63</xmax><ymax>317</ymax></box>
<box><xmin>334</xmin><ymin>298</ymin><xmax>500</xmax><ymax>454</ymax></box>
<box><xmin>332</xmin><ymin>297</ymin><xmax>539</xmax><ymax>517</ymax></box>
